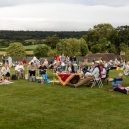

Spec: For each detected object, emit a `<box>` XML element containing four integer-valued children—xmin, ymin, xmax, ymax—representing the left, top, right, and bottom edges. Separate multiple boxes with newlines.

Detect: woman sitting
<box><xmin>28</xmin><ymin>62</ymin><xmax>37</xmax><ymax>77</ymax></box>
<box><xmin>38</xmin><ymin>63</ymin><xmax>48</xmax><ymax>82</ymax></box>
<box><xmin>15</xmin><ymin>61</ymin><xmax>25</xmax><ymax>79</ymax></box>
<box><xmin>67</xmin><ymin>62</ymin><xmax>75</xmax><ymax>73</ymax></box>
<box><xmin>1</xmin><ymin>64</ymin><xmax>11</xmax><ymax>80</ymax></box>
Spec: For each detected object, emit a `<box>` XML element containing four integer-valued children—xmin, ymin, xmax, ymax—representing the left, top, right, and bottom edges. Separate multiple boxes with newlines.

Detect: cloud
<box><xmin>0</xmin><ymin>0</ymin><xmax>129</xmax><ymax>7</ymax></box>
<box><xmin>0</xmin><ymin>3</ymin><xmax>129</xmax><ymax>31</ymax></box>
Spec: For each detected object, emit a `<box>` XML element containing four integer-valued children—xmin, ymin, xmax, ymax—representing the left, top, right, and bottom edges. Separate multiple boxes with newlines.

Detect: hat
<box><xmin>95</xmin><ymin>61</ymin><xmax>100</xmax><ymax>64</ymax></box>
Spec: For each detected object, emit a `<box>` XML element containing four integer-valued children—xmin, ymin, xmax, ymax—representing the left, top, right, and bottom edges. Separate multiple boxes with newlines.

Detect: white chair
<box><xmin>91</xmin><ymin>77</ymin><xmax>103</xmax><ymax>88</ymax></box>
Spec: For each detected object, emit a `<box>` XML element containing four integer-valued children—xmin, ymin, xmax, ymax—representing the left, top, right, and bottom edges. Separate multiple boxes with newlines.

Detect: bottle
<box><xmin>2</xmin><ymin>75</ymin><xmax>4</xmax><ymax>82</ymax></box>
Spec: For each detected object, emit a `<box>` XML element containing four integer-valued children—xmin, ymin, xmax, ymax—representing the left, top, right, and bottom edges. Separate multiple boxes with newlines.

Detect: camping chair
<box><xmin>73</xmin><ymin>63</ymin><xmax>78</xmax><ymax>73</ymax></box>
<box><xmin>124</xmin><ymin>69</ymin><xmax>129</xmax><ymax>76</ymax></box>
<box><xmin>91</xmin><ymin>77</ymin><xmax>103</xmax><ymax>88</ymax></box>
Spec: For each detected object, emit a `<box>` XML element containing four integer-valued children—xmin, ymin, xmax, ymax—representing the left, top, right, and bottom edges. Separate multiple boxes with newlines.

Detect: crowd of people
<box><xmin>0</xmin><ymin>54</ymin><xmax>129</xmax><ymax>94</ymax></box>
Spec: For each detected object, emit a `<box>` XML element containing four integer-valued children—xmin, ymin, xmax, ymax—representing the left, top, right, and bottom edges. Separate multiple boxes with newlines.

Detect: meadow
<box><xmin>0</xmin><ymin>44</ymin><xmax>46</xmax><ymax>55</ymax></box>
<box><xmin>0</xmin><ymin>69</ymin><xmax>129</xmax><ymax>129</ymax></box>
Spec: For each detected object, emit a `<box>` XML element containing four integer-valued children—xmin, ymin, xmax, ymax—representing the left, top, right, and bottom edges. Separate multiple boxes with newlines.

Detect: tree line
<box><xmin>1</xmin><ymin>24</ymin><xmax>129</xmax><ymax>60</ymax></box>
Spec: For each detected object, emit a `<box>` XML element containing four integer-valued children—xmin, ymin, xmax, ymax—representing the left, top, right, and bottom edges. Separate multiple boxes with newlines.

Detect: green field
<box><xmin>0</xmin><ymin>51</ymin><xmax>33</xmax><ymax>55</ymax></box>
<box><xmin>0</xmin><ymin>44</ymin><xmax>45</xmax><ymax>51</ymax></box>
<box><xmin>0</xmin><ymin>44</ymin><xmax>43</xmax><ymax>55</ymax></box>
<box><xmin>0</xmin><ymin>69</ymin><xmax>129</xmax><ymax>129</ymax></box>
<box><xmin>24</xmin><ymin>44</ymin><xmax>45</xmax><ymax>50</ymax></box>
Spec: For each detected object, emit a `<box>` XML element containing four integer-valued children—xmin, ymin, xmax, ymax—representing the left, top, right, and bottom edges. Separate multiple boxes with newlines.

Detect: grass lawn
<box><xmin>0</xmin><ymin>69</ymin><xmax>129</xmax><ymax>129</ymax></box>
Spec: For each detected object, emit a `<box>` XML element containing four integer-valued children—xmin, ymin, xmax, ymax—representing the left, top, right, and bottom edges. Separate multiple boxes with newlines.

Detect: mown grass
<box><xmin>0</xmin><ymin>69</ymin><xmax>129</xmax><ymax>129</ymax></box>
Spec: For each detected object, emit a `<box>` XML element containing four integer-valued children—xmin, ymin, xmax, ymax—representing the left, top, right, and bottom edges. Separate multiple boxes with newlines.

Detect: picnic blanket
<box><xmin>0</xmin><ymin>80</ymin><xmax>14</xmax><ymax>85</ymax></box>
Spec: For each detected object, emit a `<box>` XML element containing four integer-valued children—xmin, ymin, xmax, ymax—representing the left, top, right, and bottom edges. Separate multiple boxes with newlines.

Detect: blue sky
<box><xmin>0</xmin><ymin>0</ymin><xmax>129</xmax><ymax>31</ymax></box>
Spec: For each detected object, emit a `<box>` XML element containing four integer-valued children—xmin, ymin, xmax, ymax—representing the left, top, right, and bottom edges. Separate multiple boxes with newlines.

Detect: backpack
<box><xmin>11</xmin><ymin>74</ymin><xmax>17</xmax><ymax>80</ymax></box>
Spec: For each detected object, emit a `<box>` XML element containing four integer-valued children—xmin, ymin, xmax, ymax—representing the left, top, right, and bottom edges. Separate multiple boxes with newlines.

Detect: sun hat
<box><xmin>95</xmin><ymin>61</ymin><xmax>100</xmax><ymax>64</ymax></box>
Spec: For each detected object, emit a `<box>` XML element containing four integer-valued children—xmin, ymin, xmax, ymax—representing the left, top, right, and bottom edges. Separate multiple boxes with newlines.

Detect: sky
<box><xmin>0</xmin><ymin>0</ymin><xmax>129</xmax><ymax>31</ymax></box>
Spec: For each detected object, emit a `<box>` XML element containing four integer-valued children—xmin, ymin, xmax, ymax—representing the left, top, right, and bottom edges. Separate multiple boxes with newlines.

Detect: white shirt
<box><xmin>15</xmin><ymin>65</ymin><xmax>24</xmax><ymax>71</ymax></box>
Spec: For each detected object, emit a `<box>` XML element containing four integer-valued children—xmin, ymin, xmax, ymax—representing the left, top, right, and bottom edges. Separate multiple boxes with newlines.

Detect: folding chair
<box><xmin>91</xmin><ymin>77</ymin><xmax>103</xmax><ymax>88</ymax></box>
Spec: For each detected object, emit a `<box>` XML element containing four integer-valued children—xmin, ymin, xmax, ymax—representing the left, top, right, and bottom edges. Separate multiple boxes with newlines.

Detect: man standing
<box><xmin>8</xmin><ymin>56</ymin><xmax>12</xmax><ymax>67</ymax></box>
<box><xmin>2</xmin><ymin>54</ymin><xmax>6</xmax><ymax>64</ymax></box>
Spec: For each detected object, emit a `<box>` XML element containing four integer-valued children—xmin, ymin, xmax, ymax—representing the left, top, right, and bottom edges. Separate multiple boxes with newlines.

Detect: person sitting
<box><xmin>43</xmin><ymin>59</ymin><xmax>48</xmax><ymax>67</ymax></box>
<box><xmin>1</xmin><ymin>64</ymin><xmax>11</xmax><ymax>80</ymax></box>
<box><xmin>70</xmin><ymin>61</ymin><xmax>100</xmax><ymax>88</ymax></box>
<box><xmin>112</xmin><ymin>73</ymin><xmax>128</xmax><ymax>94</ymax></box>
<box><xmin>83</xmin><ymin>62</ymin><xmax>94</xmax><ymax>77</ymax></box>
<box><xmin>53</xmin><ymin>62</ymin><xmax>62</xmax><ymax>73</ymax></box>
<box><xmin>123</xmin><ymin>61</ymin><xmax>129</xmax><ymax>76</ymax></box>
<box><xmin>15</xmin><ymin>61</ymin><xmax>25</xmax><ymax>79</ymax></box>
<box><xmin>28</xmin><ymin>62</ymin><xmax>37</xmax><ymax>77</ymax></box>
<box><xmin>38</xmin><ymin>63</ymin><xmax>48</xmax><ymax>82</ymax></box>
<box><xmin>49</xmin><ymin>61</ymin><xmax>54</xmax><ymax>70</ymax></box>
<box><xmin>23</xmin><ymin>59</ymin><xmax>27</xmax><ymax>66</ymax></box>
<box><xmin>67</xmin><ymin>62</ymin><xmax>75</xmax><ymax>73</ymax></box>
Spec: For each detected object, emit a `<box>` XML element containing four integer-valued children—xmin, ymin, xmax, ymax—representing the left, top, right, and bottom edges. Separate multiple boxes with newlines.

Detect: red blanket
<box><xmin>56</xmin><ymin>73</ymin><xmax>81</xmax><ymax>86</ymax></box>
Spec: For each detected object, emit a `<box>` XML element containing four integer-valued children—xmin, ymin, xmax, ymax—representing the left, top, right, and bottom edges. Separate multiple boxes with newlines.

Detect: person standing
<box><xmin>8</xmin><ymin>56</ymin><xmax>12</xmax><ymax>67</ymax></box>
<box><xmin>2</xmin><ymin>54</ymin><xmax>6</xmax><ymax>64</ymax></box>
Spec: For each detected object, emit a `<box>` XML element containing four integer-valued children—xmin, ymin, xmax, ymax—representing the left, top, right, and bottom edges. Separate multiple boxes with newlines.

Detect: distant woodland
<box><xmin>0</xmin><ymin>30</ymin><xmax>87</xmax><ymax>40</ymax></box>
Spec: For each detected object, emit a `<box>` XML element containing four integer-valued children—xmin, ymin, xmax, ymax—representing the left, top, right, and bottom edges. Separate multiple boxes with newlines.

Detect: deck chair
<box><xmin>91</xmin><ymin>77</ymin><xmax>103</xmax><ymax>88</ymax></box>
<box><xmin>73</xmin><ymin>63</ymin><xmax>78</xmax><ymax>73</ymax></box>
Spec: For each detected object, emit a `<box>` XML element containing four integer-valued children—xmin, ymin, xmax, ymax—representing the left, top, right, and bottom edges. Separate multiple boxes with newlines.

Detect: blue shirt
<box><xmin>112</xmin><ymin>78</ymin><xmax>123</xmax><ymax>89</ymax></box>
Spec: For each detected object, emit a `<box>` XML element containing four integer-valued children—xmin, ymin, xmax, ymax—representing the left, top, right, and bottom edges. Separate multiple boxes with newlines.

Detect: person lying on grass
<box><xmin>112</xmin><ymin>73</ymin><xmax>129</xmax><ymax>94</ymax></box>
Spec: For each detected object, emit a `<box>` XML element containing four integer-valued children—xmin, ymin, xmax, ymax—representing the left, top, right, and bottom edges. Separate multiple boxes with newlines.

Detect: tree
<box><xmin>79</xmin><ymin>38</ymin><xmax>89</xmax><ymax>56</ymax></box>
<box><xmin>44</xmin><ymin>34</ymin><xmax>59</xmax><ymax>49</ymax></box>
<box><xmin>91</xmin><ymin>44</ymin><xmax>102</xmax><ymax>53</ymax></box>
<box><xmin>56</xmin><ymin>38</ymin><xmax>89</xmax><ymax>56</ymax></box>
<box><xmin>115</xmin><ymin>25</ymin><xmax>129</xmax><ymax>52</ymax></box>
<box><xmin>87</xmin><ymin>23</ymin><xmax>117</xmax><ymax>53</ymax></box>
<box><xmin>119</xmin><ymin>43</ymin><xmax>127</xmax><ymax>52</ymax></box>
<box><xmin>108</xmin><ymin>44</ymin><xmax>117</xmax><ymax>54</ymax></box>
<box><xmin>33</xmin><ymin>44</ymin><xmax>50</xmax><ymax>58</ymax></box>
<box><xmin>6</xmin><ymin>42</ymin><xmax>26</xmax><ymax>61</ymax></box>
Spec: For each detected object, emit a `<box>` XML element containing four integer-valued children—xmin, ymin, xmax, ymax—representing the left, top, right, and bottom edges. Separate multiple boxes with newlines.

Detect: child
<box><xmin>112</xmin><ymin>73</ymin><xmax>128</xmax><ymax>94</ymax></box>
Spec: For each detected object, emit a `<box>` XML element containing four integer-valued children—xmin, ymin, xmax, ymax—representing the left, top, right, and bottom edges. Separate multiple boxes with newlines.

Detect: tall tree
<box><xmin>6</xmin><ymin>42</ymin><xmax>26</xmax><ymax>61</ymax></box>
<box><xmin>56</xmin><ymin>38</ymin><xmax>89</xmax><ymax>56</ymax></box>
<box><xmin>33</xmin><ymin>44</ymin><xmax>50</xmax><ymax>58</ymax></box>
<box><xmin>44</xmin><ymin>34</ymin><xmax>59</xmax><ymax>49</ymax></box>
<box><xmin>115</xmin><ymin>25</ymin><xmax>129</xmax><ymax>52</ymax></box>
<box><xmin>87</xmin><ymin>23</ymin><xmax>117</xmax><ymax>53</ymax></box>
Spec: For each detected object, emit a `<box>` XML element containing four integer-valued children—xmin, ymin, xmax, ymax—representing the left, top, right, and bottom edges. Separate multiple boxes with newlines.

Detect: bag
<box><xmin>25</xmin><ymin>74</ymin><xmax>28</xmax><ymax>80</ymax></box>
<box><xmin>11</xmin><ymin>74</ymin><xmax>17</xmax><ymax>80</ymax></box>
<box><xmin>38</xmin><ymin>79</ymin><xmax>41</xmax><ymax>83</ymax></box>
<box><xmin>46</xmin><ymin>79</ymin><xmax>50</xmax><ymax>84</ymax></box>
<box><xmin>29</xmin><ymin>76</ymin><xmax>36</xmax><ymax>82</ymax></box>
<box><xmin>116</xmin><ymin>67</ymin><xmax>120</xmax><ymax>71</ymax></box>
